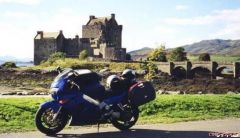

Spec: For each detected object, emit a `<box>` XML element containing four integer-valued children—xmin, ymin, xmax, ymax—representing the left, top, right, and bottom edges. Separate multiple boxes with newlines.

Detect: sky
<box><xmin>0</xmin><ymin>0</ymin><xmax>240</xmax><ymax>60</ymax></box>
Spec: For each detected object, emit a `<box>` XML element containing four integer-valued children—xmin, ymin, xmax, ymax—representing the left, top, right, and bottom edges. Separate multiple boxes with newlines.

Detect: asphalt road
<box><xmin>0</xmin><ymin>118</ymin><xmax>240</xmax><ymax>138</ymax></box>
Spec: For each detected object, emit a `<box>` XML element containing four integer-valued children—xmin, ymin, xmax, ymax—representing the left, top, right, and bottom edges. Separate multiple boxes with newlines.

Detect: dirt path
<box><xmin>0</xmin><ymin>118</ymin><xmax>239</xmax><ymax>138</ymax></box>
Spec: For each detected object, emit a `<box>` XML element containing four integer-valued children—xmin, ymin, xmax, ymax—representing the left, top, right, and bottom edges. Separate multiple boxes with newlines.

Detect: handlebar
<box><xmin>67</xmin><ymin>79</ymin><xmax>80</xmax><ymax>90</ymax></box>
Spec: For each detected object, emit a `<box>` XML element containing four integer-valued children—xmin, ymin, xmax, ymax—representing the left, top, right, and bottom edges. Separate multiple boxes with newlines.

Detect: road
<box><xmin>0</xmin><ymin>118</ymin><xmax>240</xmax><ymax>138</ymax></box>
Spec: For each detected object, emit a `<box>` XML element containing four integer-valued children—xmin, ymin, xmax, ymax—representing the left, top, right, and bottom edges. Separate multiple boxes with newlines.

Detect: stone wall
<box><xmin>82</xmin><ymin>25</ymin><xmax>102</xmax><ymax>39</ymax></box>
<box><xmin>64</xmin><ymin>38</ymin><xmax>80</xmax><ymax>57</ymax></box>
<box><xmin>80</xmin><ymin>38</ymin><xmax>93</xmax><ymax>56</ymax></box>
<box><xmin>104</xmin><ymin>47</ymin><xmax>126</xmax><ymax>60</ymax></box>
<box><xmin>34</xmin><ymin>39</ymin><xmax>58</xmax><ymax>65</ymax></box>
<box><xmin>56</xmin><ymin>32</ymin><xmax>64</xmax><ymax>51</ymax></box>
<box><xmin>105</xmin><ymin>25</ymin><xmax>122</xmax><ymax>48</ymax></box>
<box><xmin>155</xmin><ymin>61</ymin><xmax>240</xmax><ymax>79</ymax></box>
<box><xmin>34</xmin><ymin>14</ymin><xmax>126</xmax><ymax>64</ymax></box>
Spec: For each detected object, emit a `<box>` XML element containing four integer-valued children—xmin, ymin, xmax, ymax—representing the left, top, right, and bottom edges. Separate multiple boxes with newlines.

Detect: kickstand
<box><xmin>97</xmin><ymin>122</ymin><xmax>100</xmax><ymax>133</ymax></box>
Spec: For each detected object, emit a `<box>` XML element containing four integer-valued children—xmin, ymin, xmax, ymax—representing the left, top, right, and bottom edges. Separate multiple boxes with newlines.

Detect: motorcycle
<box><xmin>35</xmin><ymin>67</ymin><xmax>155</xmax><ymax>135</ymax></box>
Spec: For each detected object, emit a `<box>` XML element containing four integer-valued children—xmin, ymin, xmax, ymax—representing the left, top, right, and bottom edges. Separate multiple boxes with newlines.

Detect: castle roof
<box><xmin>35</xmin><ymin>31</ymin><xmax>62</xmax><ymax>39</ymax></box>
<box><xmin>87</xmin><ymin>17</ymin><xmax>111</xmax><ymax>26</ymax></box>
<box><xmin>86</xmin><ymin>14</ymin><xmax>117</xmax><ymax>26</ymax></box>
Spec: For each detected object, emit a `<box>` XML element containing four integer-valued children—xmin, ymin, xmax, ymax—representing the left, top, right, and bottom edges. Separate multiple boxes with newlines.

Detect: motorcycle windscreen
<box><xmin>51</xmin><ymin>69</ymin><xmax>72</xmax><ymax>89</ymax></box>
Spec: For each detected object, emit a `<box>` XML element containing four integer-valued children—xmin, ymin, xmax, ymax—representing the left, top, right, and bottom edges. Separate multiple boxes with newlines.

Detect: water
<box><xmin>0</xmin><ymin>61</ymin><xmax>33</xmax><ymax>67</ymax></box>
<box><xmin>16</xmin><ymin>62</ymin><xmax>34</xmax><ymax>67</ymax></box>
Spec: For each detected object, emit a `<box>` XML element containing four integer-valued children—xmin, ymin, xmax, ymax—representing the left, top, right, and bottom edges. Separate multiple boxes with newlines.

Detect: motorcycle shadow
<box><xmin>53</xmin><ymin>129</ymin><xmax>212</xmax><ymax>138</ymax></box>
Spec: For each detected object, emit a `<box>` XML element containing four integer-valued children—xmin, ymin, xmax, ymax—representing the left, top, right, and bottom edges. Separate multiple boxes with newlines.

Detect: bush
<box><xmin>169</xmin><ymin>47</ymin><xmax>188</xmax><ymax>61</ymax></box>
<box><xmin>126</xmin><ymin>54</ymin><xmax>131</xmax><ymax>60</ymax></box>
<box><xmin>147</xmin><ymin>46</ymin><xmax>167</xmax><ymax>62</ymax></box>
<box><xmin>143</xmin><ymin>62</ymin><xmax>158</xmax><ymax>80</ymax></box>
<box><xmin>0</xmin><ymin>62</ymin><xmax>17</xmax><ymax>68</ymax></box>
<box><xmin>47</xmin><ymin>52</ymin><xmax>66</xmax><ymax>64</ymax></box>
<box><xmin>109</xmin><ymin>62</ymin><xmax>141</xmax><ymax>72</ymax></box>
<box><xmin>79</xmin><ymin>50</ymin><xmax>88</xmax><ymax>60</ymax></box>
<box><xmin>199</xmin><ymin>53</ymin><xmax>211</xmax><ymax>61</ymax></box>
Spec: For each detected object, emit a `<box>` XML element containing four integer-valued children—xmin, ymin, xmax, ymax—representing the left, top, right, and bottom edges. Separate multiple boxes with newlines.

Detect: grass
<box><xmin>0</xmin><ymin>95</ymin><xmax>240</xmax><ymax>133</ymax></box>
<box><xmin>0</xmin><ymin>97</ymin><xmax>49</xmax><ymax>132</ymax></box>
<box><xmin>139</xmin><ymin>94</ymin><xmax>240</xmax><ymax>123</ymax></box>
<box><xmin>27</xmin><ymin>58</ymin><xmax>142</xmax><ymax>72</ymax></box>
<box><xmin>188</xmin><ymin>55</ymin><xmax>240</xmax><ymax>62</ymax></box>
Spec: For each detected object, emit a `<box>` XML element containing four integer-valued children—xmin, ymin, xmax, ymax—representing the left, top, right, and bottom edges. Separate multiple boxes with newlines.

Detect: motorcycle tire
<box><xmin>35</xmin><ymin>107</ymin><xmax>69</xmax><ymax>135</ymax></box>
<box><xmin>111</xmin><ymin>107</ymin><xmax>139</xmax><ymax>130</ymax></box>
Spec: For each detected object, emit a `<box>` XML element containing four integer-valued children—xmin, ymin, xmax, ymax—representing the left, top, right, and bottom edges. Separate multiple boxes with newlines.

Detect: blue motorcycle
<box><xmin>35</xmin><ymin>68</ymin><xmax>155</xmax><ymax>135</ymax></box>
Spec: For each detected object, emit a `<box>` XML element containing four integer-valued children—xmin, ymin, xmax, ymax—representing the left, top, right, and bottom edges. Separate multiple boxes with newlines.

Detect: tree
<box><xmin>199</xmin><ymin>53</ymin><xmax>211</xmax><ymax>61</ymax></box>
<box><xmin>147</xmin><ymin>45</ymin><xmax>167</xmax><ymax>62</ymax></box>
<box><xmin>126</xmin><ymin>53</ymin><xmax>132</xmax><ymax>60</ymax></box>
<box><xmin>48</xmin><ymin>52</ymin><xmax>66</xmax><ymax>64</ymax></box>
<box><xmin>144</xmin><ymin>62</ymin><xmax>158</xmax><ymax>80</ymax></box>
<box><xmin>79</xmin><ymin>50</ymin><xmax>88</xmax><ymax>60</ymax></box>
<box><xmin>169</xmin><ymin>47</ymin><xmax>188</xmax><ymax>61</ymax></box>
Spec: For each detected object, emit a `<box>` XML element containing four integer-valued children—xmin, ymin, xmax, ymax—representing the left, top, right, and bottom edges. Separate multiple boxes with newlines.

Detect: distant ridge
<box><xmin>128</xmin><ymin>47</ymin><xmax>153</xmax><ymax>60</ymax></box>
<box><xmin>182</xmin><ymin>39</ymin><xmax>240</xmax><ymax>55</ymax></box>
<box><xmin>128</xmin><ymin>39</ymin><xmax>240</xmax><ymax>60</ymax></box>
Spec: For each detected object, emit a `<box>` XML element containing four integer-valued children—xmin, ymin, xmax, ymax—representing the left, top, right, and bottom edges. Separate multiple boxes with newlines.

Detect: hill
<box><xmin>128</xmin><ymin>47</ymin><xmax>153</xmax><ymax>60</ymax></box>
<box><xmin>128</xmin><ymin>39</ymin><xmax>240</xmax><ymax>60</ymax></box>
<box><xmin>182</xmin><ymin>39</ymin><xmax>240</xmax><ymax>55</ymax></box>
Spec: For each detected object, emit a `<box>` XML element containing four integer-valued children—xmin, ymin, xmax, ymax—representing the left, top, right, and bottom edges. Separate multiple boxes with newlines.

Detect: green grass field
<box><xmin>25</xmin><ymin>58</ymin><xmax>142</xmax><ymax>72</ymax></box>
<box><xmin>188</xmin><ymin>55</ymin><xmax>240</xmax><ymax>62</ymax></box>
<box><xmin>139</xmin><ymin>94</ymin><xmax>240</xmax><ymax>123</ymax></box>
<box><xmin>0</xmin><ymin>95</ymin><xmax>240</xmax><ymax>133</ymax></box>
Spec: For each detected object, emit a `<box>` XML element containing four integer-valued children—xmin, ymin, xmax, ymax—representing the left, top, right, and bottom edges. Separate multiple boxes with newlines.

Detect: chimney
<box><xmin>90</xmin><ymin>15</ymin><xmax>95</xmax><ymax>20</ymax></box>
<box><xmin>111</xmin><ymin>13</ymin><xmax>115</xmax><ymax>19</ymax></box>
<box><xmin>37</xmin><ymin>31</ymin><xmax>43</xmax><ymax>39</ymax></box>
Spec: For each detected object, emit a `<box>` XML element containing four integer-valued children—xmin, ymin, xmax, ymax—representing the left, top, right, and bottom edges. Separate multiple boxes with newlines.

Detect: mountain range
<box><xmin>128</xmin><ymin>39</ymin><xmax>240</xmax><ymax>60</ymax></box>
<box><xmin>0</xmin><ymin>56</ymin><xmax>32</xmax><ymax>63</ymax></box>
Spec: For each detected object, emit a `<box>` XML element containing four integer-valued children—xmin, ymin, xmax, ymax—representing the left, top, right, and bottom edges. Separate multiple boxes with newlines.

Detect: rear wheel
<box><xmin>111</xmin><ymin>106</ymin><xmax>139</xmax><ymax>130</ymax></box>
<box><xmin>35</xmin><ymin>107</ymin><xmax>69</xmax><ymax>135</ymax></box>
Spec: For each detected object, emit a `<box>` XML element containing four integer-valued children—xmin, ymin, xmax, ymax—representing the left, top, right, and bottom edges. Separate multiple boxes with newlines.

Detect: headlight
<box><xmin>50</xmin><ymin>88</ymin><xmax>59</xmax><ymax>100</ymax></box>
<box><xmin>50</xmin><ymin>88</ymin><xmax>59</xmax><ymax>93</ymax></box>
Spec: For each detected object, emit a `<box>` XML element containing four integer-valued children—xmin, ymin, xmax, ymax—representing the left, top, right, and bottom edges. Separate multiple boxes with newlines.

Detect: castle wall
<box><xmin>34</xmin><ymin>14</ymin><xmax>125</xmax><ymax>65</ymax></box>
<box><xmin>82</xmin><ymin>25</ymin><xmax>103</xmax><ymax>39</ymax></box>
<box><xmin>63</xmin><ymin>38</ymin><xmax>93</xmax><ymax>57</ymax></box>
<box><xmin>105</xmin><ymin>25</ymin><xmax>122</xmax><ymax>48</ymax></box>
<box><xmin>80</xmin><ymin>38</ymin><xmax>93</xmax><ymax>56</ymax></box>
<box><xmin>103</xmin><ymin>47</ymin><xmax>126</xmax><ymax>60</ymax></box>
<box><xmin>34</xmin><ymin>39</ymin><xmax>57</xmax><ymax>65</ymax></box>
<box><xmin>56</xmin><ymin>33</ymin><xmax>65</xmax><ymax>51</ymax></box>
<box><xmin>63</xmin><ymin>38</ymin><xmax>80</xmax><ymax>57</ymax></box>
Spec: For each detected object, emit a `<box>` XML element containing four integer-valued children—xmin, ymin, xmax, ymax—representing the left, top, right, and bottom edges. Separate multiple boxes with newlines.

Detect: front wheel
<box><xmin>111</xmin><ymin>106</ymin><xmax>139</xmax><ymax>130</ymax></box>
<box><xmin>35</xmin><ymin>107</ymin><xmax>69</xmax><ymax>135</ymax></box>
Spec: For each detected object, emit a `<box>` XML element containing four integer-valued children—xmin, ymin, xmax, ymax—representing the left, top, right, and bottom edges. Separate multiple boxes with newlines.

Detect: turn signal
<box><xmin>59</xmin><ymin>100</ymin><xmax>68</xmax><ymax>104</ymax></box>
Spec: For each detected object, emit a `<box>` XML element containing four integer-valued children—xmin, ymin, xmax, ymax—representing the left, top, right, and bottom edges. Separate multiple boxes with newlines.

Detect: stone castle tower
<box><xmin>34</xmin><ymin>14</ymin><xmax>126</xmax><ymax>65</ymax></box>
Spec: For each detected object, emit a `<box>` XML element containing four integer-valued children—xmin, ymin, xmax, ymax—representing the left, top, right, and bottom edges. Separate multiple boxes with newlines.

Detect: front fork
<box><xmin>52</xmin><ymin>106</ymin><xmax>63</xmax><ymax>121</ymax></box>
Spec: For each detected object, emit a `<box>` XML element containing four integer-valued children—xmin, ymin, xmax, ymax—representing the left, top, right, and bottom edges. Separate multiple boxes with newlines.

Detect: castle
<box><xmin>34</xmin><ymin>14</ymin><xmax>126</xmax><ymax>65</ymax></box>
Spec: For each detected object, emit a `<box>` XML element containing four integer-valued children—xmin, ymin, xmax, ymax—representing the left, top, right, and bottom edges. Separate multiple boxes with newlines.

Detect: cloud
<box><xmin>0</xmin><ymin>0</ymin><xmax>42</xmax><ymax>5</ymax></box>
<box><xmin>210</xmin><ymin>23</ymin><xmax>240</xmax><ymax>39</ymax></box>
<box><xmin>2</xmin><ymin>11</ymin><xmax>34</xmax><ymax>18</ymax></box>
<box><xmin>0</xmin><ymin>8</ymin><xmax>87</xmax><ymax>58</ymax></box>
<box><xmin>164</xmin><ymin>8</ymin><xmax>240</xmax><ymax>26</ymax></box>
<box><xmin>175</xmin><ymin>5</ymin><xmax>189</xmax><ymax>11</ymax></box>
<box><xmin>36</xmin><ymin>8</ymin><xmax>87</xmax><ymax>37</ymax></box>
<box><xmin>164</xmin><ymin>16</ymin><xmax>212</xmax><ymax>25</ymax></box>
<box><xmin>160</xmin><ymin>8</ymin><xmax>240</xmax><ymax>46</ymax></box>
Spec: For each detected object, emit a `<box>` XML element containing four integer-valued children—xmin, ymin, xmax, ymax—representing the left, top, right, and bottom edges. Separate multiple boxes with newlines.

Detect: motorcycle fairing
<box><xmin>69</xmin><ymin>92</ymin><xmax>127</xmax><ymax>126</ymax></box>
<box><xmin>40</xmin><ymin>101</ymin><xmax>61</xmax><ymax>113</ymax></box>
